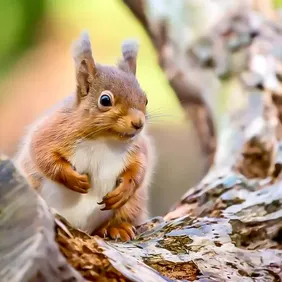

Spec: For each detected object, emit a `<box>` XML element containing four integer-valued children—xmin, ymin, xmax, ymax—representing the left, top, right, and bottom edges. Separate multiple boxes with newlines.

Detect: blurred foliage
<box><xmin>274</xmin><ymin>0</ymin><xmax>282</xmax><ymax>8</ymax></box>
<box><xmin>0</xmin><ymin>0</ymin><xmax>46</xmax><ymax>77</ymax></box>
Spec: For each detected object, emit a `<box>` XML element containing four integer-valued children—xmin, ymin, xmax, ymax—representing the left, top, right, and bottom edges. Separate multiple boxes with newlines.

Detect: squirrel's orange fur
<box><xmin>14</xmin><ymin>31</ymin><xmax>155</xmax><ymax>242</ymax></box>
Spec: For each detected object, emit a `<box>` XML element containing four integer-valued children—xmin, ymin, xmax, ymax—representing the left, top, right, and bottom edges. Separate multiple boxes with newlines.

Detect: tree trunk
<box><xmin>2</xmin><ymin>1</ymin><xmax>282</xmax><ymax>281</ymax></box>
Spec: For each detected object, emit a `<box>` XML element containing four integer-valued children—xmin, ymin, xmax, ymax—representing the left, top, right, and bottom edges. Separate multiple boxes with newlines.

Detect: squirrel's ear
<box><xmin>118</xmin><ymin>39</ymin><xmax>139</xmax><ymax>76</ymax></box>
<box><xmin>72</xmin><ymin>31</ymin><xmax>96</xmax><ymax>97</ymax></box>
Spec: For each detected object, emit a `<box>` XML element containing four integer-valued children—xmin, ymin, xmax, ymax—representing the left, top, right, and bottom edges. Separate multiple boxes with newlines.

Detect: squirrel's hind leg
<box><xmin>94</xmin><ymin>186</ymin><xmax>148</xmax><ymax>242</ymax></box>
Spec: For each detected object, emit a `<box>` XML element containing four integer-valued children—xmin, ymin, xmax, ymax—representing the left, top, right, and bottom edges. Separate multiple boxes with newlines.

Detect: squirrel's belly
<box><xmin>40</xmin><ymin>139</ymin><xmax>128</xmax><ymax>233</ymax></box>
<box><xmin>40</xmin><ymin>177</ymin><xmax>114</xmax><ymax>233</ymax></box>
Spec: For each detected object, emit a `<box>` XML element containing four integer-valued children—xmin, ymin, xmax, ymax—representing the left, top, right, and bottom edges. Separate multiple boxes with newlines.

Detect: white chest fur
<box><xmin>40</xmin><ymin>139</ymin><xmax>130</xmax><ymax>233</ymax></box>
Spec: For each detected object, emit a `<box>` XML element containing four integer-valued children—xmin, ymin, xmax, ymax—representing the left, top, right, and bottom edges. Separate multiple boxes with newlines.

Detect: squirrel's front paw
<box><xmin>98</xmin><ymin>178</ymin><xmax>134</xmax><ymax>210</ymax></box>
<box><xmin>63</xmin><ymin>167</ymin><xmax>90</xmax><ymax>193</ymax></box>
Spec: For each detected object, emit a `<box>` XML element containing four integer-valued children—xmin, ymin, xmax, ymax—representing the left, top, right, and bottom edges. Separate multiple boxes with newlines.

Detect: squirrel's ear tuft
<box><xmin>118</xmin><ymin>39</ymin><xmax>139</xmax><ymax>75</ymax></box>
<box><xmin>72</xmin><ymin>31</ymin><xmax>96</xmax><ymax>98</ymax></box>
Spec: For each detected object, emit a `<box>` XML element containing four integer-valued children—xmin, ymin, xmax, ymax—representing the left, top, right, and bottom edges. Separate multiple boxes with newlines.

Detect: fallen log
<box><xmin>1</xmin><ymin>2</ymin><xmax>282</xmax><ymax>282</ymax></box>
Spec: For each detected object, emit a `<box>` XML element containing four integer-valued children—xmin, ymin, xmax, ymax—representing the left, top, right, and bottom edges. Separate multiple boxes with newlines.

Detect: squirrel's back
<box><xmin>13</xmin><ymin>95</ymin><xmax>75</xmax><ymax>188</ymax></box>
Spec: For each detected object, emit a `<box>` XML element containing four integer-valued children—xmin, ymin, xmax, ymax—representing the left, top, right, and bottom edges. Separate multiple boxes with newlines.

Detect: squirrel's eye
<box><xmin>98</xmin><ymin>91</ymin><xmax>114</xmax><ymax>111</ymax></box>
<box><xmin>145</xmin><ymin>98</ymin><xmax>148</xmax><ymax>106</ymax></box>
<box><xmin>100</xmin><ymin>95</ymin><xmax>112</xmax><ymax>106</ymax></box>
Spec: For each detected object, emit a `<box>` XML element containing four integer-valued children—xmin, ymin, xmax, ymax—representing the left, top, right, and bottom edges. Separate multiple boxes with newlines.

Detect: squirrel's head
<box><xmin>72</xmin><ymin>31</ymin><xmax>147</xmax><ymax>141</ymax></box>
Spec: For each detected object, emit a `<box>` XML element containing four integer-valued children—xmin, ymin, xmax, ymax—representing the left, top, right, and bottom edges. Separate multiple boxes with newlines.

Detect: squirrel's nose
<box><xmin>131</xmin><ymin>120</ymin><xmax>144</xmax><ymax>130</ymax></box>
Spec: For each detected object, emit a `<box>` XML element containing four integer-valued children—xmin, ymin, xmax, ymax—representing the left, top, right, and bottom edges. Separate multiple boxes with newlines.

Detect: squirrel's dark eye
<box><xmin>145</xmin><ymin>98</ymin><xmax>148</xmax><ymax>106</ymax></box>
<box><xmin>98</xmin><ymin>91</ymin><xmax>114</xmax><ymax>111</ymax></box>
<box><xmin>100</xmin><ymin>95</ymin><xmax>112</xmax><ymax>106</ymax></box>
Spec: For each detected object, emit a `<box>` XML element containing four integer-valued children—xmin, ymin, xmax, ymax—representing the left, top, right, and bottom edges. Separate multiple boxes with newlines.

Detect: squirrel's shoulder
<box><xmin>43</xmin><ymin>94</ymin><xmax>75</xmax><ymax>116</ymax></box>
<box><xmin>21</xmin><ymin>94</ymin><xmax>75</xmax><ymax>142</ymax></box>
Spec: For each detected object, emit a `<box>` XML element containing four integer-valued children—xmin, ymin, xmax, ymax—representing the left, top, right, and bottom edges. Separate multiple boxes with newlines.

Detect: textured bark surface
<box><xmin>0</xmin><ymin>155</ymin><xmax>84</xmax><ymax>282</ymax></box>
<box><xmin>2</xmin><ymin>2</ymin><xmax>282</xmax><ymax>282</ymax></box>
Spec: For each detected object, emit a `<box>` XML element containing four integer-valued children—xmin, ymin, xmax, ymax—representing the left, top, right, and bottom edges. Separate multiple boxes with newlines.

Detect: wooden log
<box><xmin>0</xmin><ymin>155</ymin><xmax>84</xmax><ymax>282</ymax></box>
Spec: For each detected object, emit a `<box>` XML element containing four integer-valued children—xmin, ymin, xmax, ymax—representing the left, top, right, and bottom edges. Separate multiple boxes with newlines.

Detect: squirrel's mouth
<box><xmin>118</xmin><ymin>132</ymin><xmax>136</xmax><ymax>139</ymax></box>
<box><xmin>110</xmin><ymin>129</ymin><xmax>139</xmax><ymax>140</ymax></box>
<box><xmin>109</xmin><ymin>127</ymin><xmax>143</xmax><ymax>140</ymax></box>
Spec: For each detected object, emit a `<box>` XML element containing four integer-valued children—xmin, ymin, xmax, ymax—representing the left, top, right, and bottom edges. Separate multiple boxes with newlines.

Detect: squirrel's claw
<box><xmin>99</xmin><ymin>191</ymin><xmax>129</xmax><ymax>210</ymax></box>
<box><xmin>95</xmin><ymin>226</ymin><xmax>108</xmax><ymax>238</ymax></box>
<box><xmin>95</xmin><ymin>222</ymin><xmax>136</xmax><ymax>242</ymax></box>
<box><xmin>98</xmin><ymin>178</ymin><xmax>135</xmax><ymax>210</ymax></box>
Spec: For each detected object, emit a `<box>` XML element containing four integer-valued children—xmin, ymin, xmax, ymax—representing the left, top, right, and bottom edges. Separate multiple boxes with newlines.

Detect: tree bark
<box><xmin>2</xmin><ymin>2</ymin><xmax>282</xmax><ymax>282</ymax></box>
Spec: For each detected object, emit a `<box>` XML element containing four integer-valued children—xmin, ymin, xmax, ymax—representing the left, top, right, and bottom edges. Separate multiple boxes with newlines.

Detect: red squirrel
<box><xmin>14</xmin><ymin>31</ymin><xmax>155</xmax><ymax>242</ymax></box>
